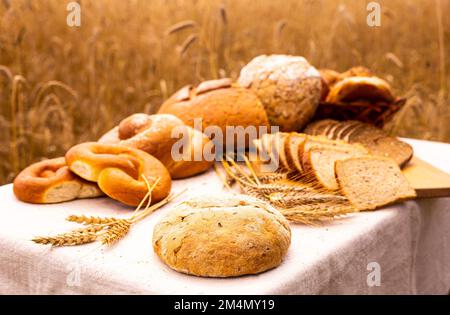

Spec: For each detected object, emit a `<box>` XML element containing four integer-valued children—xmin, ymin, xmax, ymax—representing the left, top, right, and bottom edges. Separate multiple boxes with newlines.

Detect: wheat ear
<box><xmin>32</xmin><ymin>177</ymin><xmax>186</xmax><ymax>247</ymax></box>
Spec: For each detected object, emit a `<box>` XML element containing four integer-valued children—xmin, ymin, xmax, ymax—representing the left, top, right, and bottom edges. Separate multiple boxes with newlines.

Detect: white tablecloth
<box><xmin>0</xmin><ymin>138</ymin><xmax>449</xmax><ymax>295</ymax></box>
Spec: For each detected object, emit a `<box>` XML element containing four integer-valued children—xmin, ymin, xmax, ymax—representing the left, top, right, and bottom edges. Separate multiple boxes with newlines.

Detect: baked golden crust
<box><xmin>160</xmin><ymin>126</ymin><xmax>213</xmax><ymax>178</ymax></box>
<box><xmin>13</xmin><ymin>157</ymin><xmax>103</xmax><ymax>204</ymax></box>
<box><xmin>158</xmin><ymin>78</ymin><xmax>270</xmax><ymax>148</ymax></box>
<box><xmin>65</xmin><ymin>142</ymin><xmax>171</xmax><ymax>206</ymax></box>
<box><xmin>325</xmin><ymin>76</ymin><xmax>395</xmax><ymax>103</ymax></box>
<box><xmin>153</xmin><ymin>195</ymin><xmax>291</xmax><ymax>277</ymax></box>
<box><xmin>238</xmin><ymin>55</ymin><xmax>323</xmax><ymax>131</ymax></box>
<box><xmin>98</xmin><ymin>113</ymin><xmax>213</xmax><ymax>179</ymax></box>
<box><xmin>338</xmin><ymin>66</ymin><xmax>373</xmax><ymax>80</ymax></box>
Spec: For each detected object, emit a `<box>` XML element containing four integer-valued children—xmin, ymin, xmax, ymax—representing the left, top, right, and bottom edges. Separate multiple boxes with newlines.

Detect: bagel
<box><xmin>98</xmin><ymin>114</ymin><xmax>213</xmax><ymax>179</ymax></box>
<box><xmin>13</xmin><ymin>157</ymin><xmax>103</xmax><ymax>204</ymax></box>
<box><xmin>65</xmin><ymin>143</ymin><xmax>171</xmax><ymax>206</ymax></box>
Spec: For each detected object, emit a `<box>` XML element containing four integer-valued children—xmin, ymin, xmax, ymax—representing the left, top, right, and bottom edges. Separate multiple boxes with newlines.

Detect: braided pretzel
<box><xmin>13</xmin><ymin>157</ymin><xmax>103</xmax><ymax>204</ymax></box>
<box><xmin>98</xmin><ymin>113</ymin><xmax>213</xmax><ymax>179</ymax></box>
<box><xmin>65</xmin><ymin>142</ymin><xmax>171</xmax><ymax>206</ymax></box>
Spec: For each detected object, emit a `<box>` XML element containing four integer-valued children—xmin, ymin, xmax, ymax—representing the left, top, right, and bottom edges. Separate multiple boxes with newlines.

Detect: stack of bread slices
<box><xmin>252</xmin><ymin>132</ymin><xmax>416</xmax><ymax>211</ymax></box>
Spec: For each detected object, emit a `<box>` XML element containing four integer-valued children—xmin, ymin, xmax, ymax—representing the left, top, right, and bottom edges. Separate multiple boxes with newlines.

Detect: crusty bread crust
<box><xmin>158</xmin><ymin>79</ymin><xmax>270</xmax><ymax>148</ymax></box>
<box><xmin>98</xmin><ymin>113</ymin><xmax>213</xmax><ymax>179</ymax></box>
<box><xmin>153</xmin><ymin>195</ymin><xmax>291</xmax><ymax>277</ymax></box>
<box><xmin>326</xmin><ymin>76</ymin><xmax>394</xmax><ymax>103</ymax></box>
<box><xmin>238</xmin><ymin>55</ymin><xmax>322</xmax><ymax>131</ymax></box>
<box><xmin>13</xmin><ymin>157</ymin><xmax>103</xmax><ymax>204</ymax></box>
<box><xmin>65</xmin><ymin>143</ymin><xmax>171</xmax><ymax>206</ymax></box>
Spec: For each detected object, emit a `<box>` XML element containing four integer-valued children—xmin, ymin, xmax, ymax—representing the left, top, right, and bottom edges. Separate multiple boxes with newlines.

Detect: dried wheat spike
<box><xmin>101</xmin><ymin>219</ymin><xmax>132</xmax><ymax>245</ymax></box>
<box><xmin>268</xmin><ymin>191</ymin><xmax>347</xmax><ymax>207</ymax></box>
<box><xmin>257</xmin><ymin>172</ymin><xmax>288</xmax><ymax>183</ymax></box>
<box><xmin>32</xmin><ymin>231</ymin><xmax>98</xmax><ymax>246</ymax></box>
<box><xmin>278</xmin><ymin>203</ymin><xmax>357</xmax><ymax>224</ymax></box>
<box><xmin>66</xmin><ymin>215</ymin><xmax>117</xmax><ymax>225</ymax></box>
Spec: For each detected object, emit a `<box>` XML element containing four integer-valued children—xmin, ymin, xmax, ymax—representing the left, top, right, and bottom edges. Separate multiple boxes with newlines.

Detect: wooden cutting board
<box><xmin>402</xmin><ymin>157</ymin><xmax>450</xmax><ymax>198</ymax></box>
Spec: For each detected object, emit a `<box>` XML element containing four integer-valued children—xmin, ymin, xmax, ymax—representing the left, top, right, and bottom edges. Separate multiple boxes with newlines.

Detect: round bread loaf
<box><xmin>238</xmin><ymin>55</ymin><xmax>323</xmax><ymax>131</ymax></box>
<box><xmin>153</xmin><ymin>195</ymin><xmax>291</xmax><ymax>277</ymax></box>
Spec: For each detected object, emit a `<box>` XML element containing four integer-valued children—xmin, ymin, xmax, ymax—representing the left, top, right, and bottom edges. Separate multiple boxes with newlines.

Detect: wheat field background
<box><xmin>0</xmin><ymin>0</ymin><xmax>448</xmax><ymax>184</ymax></box>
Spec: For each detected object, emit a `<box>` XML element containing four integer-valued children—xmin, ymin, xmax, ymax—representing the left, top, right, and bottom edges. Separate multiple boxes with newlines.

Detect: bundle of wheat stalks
<box><xmin>217</xmin><ymin>155</ymin><xmax>357</xmax><ymax>225</ymax></box>
<box><xmin>32</xmin><ymin>177</ymin><xmax>185</xmax><ymax>247</ymax></box>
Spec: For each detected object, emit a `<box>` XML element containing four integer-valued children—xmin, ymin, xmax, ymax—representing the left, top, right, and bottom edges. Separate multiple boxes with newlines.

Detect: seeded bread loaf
<box><xmin>238</xmin><ymin>55</ymin><xmax>323</xmax><ymax>131</ymax></box>
<box><xmin>335</xmin><ymin>156</ymin><xmax>416</xmax><ymax>210</ymax></box>
<box><xmin>152</xmin><ymin>195</ymin><xmax>291</xmax><ymax>277</ymax></box>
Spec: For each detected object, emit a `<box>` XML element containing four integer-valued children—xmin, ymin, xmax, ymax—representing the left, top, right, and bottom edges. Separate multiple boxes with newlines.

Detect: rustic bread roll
<box><xmin>98</xmin><ymin>113</ymin><xmax>213</xmax><ymax>179</ymax></box>
<box><xmin>158</xmin><ymin>78</ymin><xmax>270</xmax><ymax>149</ymax></box>
<box><xmin>13</xmin><ymin>157</ymin><xmax>103</xmax><ymax>204</ymax></box>
<box><xmin>162</xmin><ymin>126</ymin><xmax>214</xmax><ymax>179</ymax></box>
<box><xmin>338</xmin><ymin>66</ymin><xmax>373</xmax><ymax>80</ymax></box>
<box><xmin>319</xmin><ymin>69</ymin><xmax>339</xmax><ymax>100</ymax></box>
<box><xmin>153</xmin><ymin>195</ymin><xmax>291</xmax><ymax>277</ymax></box>
<box><xmin>325</xmin><ymin>76</ymin><xmax>395</xmax><ymax>103</ymax></box>
<box><xmin>65</xmin><ymin>142</ymin><xmax>171</xmax><ymax>206</ymax></box>
<box><xmin>238</xmin><ymin>55</ymin><xmax>323</xmax><ymax>131</ymax></box>
<box><xmin>319</xmin><ymin>69</ymin><xmax>340</xmax><ymax>87</ymax></box>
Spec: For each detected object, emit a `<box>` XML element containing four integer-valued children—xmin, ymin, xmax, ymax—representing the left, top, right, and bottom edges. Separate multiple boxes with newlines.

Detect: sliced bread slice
<box><xmin>334</xmin><ymin>120</ymin><xmax>361</xmax><ymax>140</ymax></box>
<box><xmin>285</xmin><ymin>133</ymin><xmax>307</xmax><ymax>174</ymax></box>
<box><xmin>250</xmin><ymin>133</ymin><xmax>290</xmax><ymax>173</ymax></box>
<box><xmin>276</xmin><ymin>132</ymin><xmax>290</xmax><ymax>171</ymax></box>
<box><xmin>303</xmin><ymin>147</ymin><xmax>367</xmax><ymax>190</ymax></box>
<box><xmin>304</xmin><ymin>120</ymin><xmax>414</xmax><ymax>167</ymax></box>
<box><xmin>335</xmin><ymin>156</ymin><xmax>416</xmax><ymax>210</ymax></box>
<box><xmin>358</xmin><ymin>136</ymin><xmax>413</xmax><ymax>167</ymax></box>
<box><xmin>303</xmin><ymin>119</ymin><xmax>338</xmax><ymax>136</ymax></box>
<box><xmin>299</xmin><ymin>135</ymin><xmax>368</xmax><ymax>170</ymax></box>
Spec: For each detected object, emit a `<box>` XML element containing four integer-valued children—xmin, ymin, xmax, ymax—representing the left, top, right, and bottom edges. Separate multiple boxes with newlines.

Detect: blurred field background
<box><xmin>0</xmin><ymin>0</ymin><xmax>448</xmax><ymax>184</ymax></box>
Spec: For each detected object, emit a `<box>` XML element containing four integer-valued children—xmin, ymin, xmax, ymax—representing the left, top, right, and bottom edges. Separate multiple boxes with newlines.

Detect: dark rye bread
<box><xmin>335</xmin><ymin>156</ymin><xmax>416</xmax><ymax>210</ymax></box>
<box><xmin>303</xmin><ymin>119</ymin><xmax>413</xmax><ymax>167</ymax></box>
